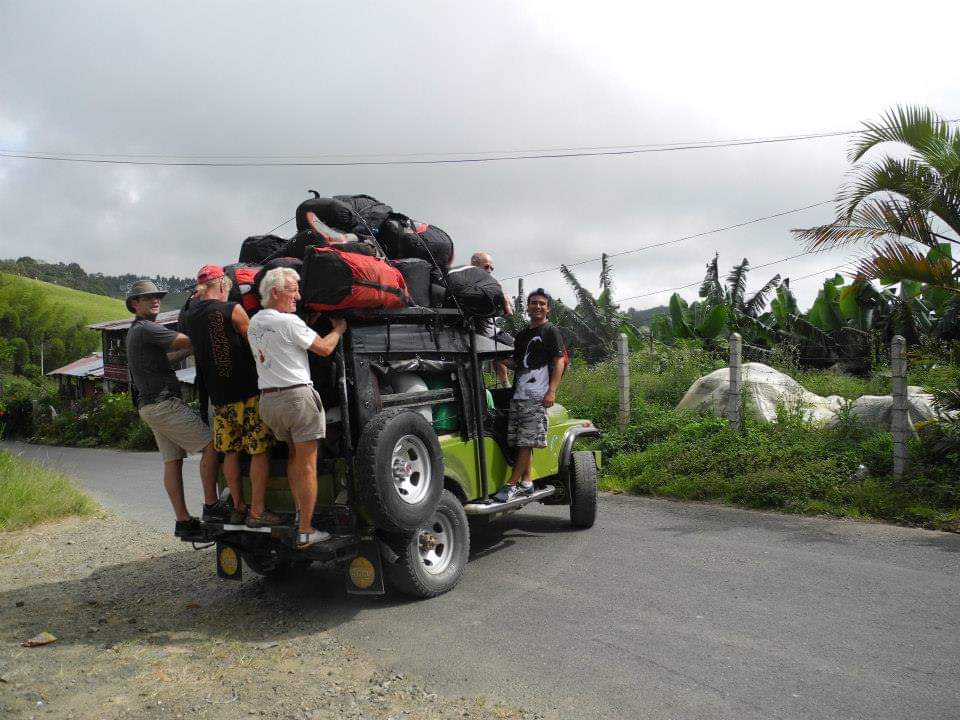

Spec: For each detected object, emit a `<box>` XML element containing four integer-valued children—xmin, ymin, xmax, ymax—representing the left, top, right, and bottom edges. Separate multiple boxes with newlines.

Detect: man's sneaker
<box><xmin>297</xmin><ymin>528</ymin><xmax>332</xmax><ymax>549</ymax></box>
<box><xmin>246</xmin><ymin>510</ymin><xmax>285</xmax><ymax>529</ymax></box>
<box><xmin>202</xmin><ymin>501</ymin><xmax>231</xmax><ymax>523</ymax></box>
<box><xmin>518</xmin><ymin>481</ymin><xmax>536</xmax><ymax>495</ymax></box>
<box><xmin>174</xmin><ymin>517</ymin><xmax>201</xmax><ymax>537</ymax></box>
<box><xmin>492</xmin><ymin>484</ymin><xmax>520</xmax><ymax>503</ymax></box>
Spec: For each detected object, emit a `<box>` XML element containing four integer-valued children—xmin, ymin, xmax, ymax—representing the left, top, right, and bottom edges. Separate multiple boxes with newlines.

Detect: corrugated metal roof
<box><xmin>47</xmin><ymin>353</ymin><xmax>104</xmax><ymax>378</ymax></box>
<box><xmin>87</xmin><ymin>310</ymin><xmax>180</xmax><ymax>331</ymax></box>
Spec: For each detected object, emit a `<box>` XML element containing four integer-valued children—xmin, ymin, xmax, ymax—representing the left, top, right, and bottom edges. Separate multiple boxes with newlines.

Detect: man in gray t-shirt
<box><xmin>125</xmin><ymin>279</ymin><xmax>220</xmax><ymax>536</ymax></box>
<box><xmin>127</xmin><ymin>319</ymin><xmax>183</xmax><ymax>409</ymax></box>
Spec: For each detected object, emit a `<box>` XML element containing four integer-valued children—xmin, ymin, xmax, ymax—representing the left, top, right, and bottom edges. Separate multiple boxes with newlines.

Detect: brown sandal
<box><xmin>245</xmin><ymin>510</ymin><xmax>285</xmax><ymax>528</ymax></box>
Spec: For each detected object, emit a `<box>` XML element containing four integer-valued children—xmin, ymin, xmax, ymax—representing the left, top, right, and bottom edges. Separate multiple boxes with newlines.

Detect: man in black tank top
<box><xmin>180</xmin><ymin>265</ymin><xmax>282</xmax><ymax>528</ymax></box>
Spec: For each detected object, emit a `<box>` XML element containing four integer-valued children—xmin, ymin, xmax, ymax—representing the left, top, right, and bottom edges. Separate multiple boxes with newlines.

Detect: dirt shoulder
<box><xmin>0</xmin><ymin>517</ymin><xmax>538</xmax><ymax>720</ymax></box>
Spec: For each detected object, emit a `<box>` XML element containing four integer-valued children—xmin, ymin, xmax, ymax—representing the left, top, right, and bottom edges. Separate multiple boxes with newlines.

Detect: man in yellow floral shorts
<box><xmin>180</xmin><ymin>265</ymin><xmax>282</xmax><ymax>528</ymax></box>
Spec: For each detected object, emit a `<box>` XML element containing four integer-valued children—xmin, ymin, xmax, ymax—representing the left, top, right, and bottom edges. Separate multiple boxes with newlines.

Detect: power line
<box><xmin>0</xmin><ymin>128</ymin><xmax>862</xmax><ymax>162</ymax></box>
<box><xmin>613</xmin><ymin>251</ymin><xmax>834</xmax><ymax>303</ymax></box>
<box><xmin>499</xmin><ymin>200</ymin><xmax>834</xmax><ymax>281</ymax></box>
<box><xmin>4</xmin><ymin>119</ymin><xmax>955</xmax><ymax>168</ymax></box>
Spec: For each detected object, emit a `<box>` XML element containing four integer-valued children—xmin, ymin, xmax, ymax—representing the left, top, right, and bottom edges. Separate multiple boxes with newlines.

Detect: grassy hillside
<box><xmin>2</xmin><ymin>272</ymin><xmax>127</xmax><ymax>324</ymax></box>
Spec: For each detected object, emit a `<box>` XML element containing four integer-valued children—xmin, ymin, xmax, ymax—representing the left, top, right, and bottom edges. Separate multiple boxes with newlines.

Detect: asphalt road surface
<box><xmin>5</xmin><ymin>440</ymin><xmax>960</xmax><ymax>719</ymax></box>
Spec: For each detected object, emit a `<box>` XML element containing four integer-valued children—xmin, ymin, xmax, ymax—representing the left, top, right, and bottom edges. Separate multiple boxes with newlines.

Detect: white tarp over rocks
<box><xmin>675</xmin><ymin>363</ymin><xmax>938</xmax><ymax>428</ymax></box>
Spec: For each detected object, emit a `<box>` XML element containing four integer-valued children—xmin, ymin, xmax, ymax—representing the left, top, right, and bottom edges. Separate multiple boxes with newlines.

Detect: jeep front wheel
<box><xmin>569</xmin><ymin>451</ymin><xmax>598</xmax><ymax>528</ymax></box>
<box><xmin>386</xmin><ymin>489</ymin><xmax>469</xmax><ymax>598</ymax></box>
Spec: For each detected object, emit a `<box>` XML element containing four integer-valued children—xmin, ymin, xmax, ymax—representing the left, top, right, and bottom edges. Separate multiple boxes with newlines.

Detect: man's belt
<box><xmin>260</xmin><ymin>383</ymin><xmax>312</xmax><ymax>394</ymax></box>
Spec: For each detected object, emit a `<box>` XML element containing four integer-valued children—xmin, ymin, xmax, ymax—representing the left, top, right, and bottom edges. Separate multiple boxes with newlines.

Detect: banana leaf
<box><xmin>669</xmin><ymin>293</ymin><xmax>694</xmax><ymax>339</ymax></box>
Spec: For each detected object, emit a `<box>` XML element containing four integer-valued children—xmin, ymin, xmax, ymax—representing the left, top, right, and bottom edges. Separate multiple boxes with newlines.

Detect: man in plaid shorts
<box><xmin>493</xmin><ymin>288</ymin><xmax>566</xmax><ymax>503</ymax></box>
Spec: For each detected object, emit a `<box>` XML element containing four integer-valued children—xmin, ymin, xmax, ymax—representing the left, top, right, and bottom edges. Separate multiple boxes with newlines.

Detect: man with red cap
<box><xmin>179</xmin><ymin>265</ymin><xmax>282</xmax><ymax>528</ymax></box>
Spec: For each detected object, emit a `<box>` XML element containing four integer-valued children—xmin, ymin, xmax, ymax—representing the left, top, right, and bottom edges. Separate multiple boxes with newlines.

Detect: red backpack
<box><xmin>224</xmin><ymin>264</ymin><xmax>262</xmax><ymax>314</ymax></box>
<box><xmin>301</xmin><ymin>246</ymin><xmax>409</xmax><ymax>312</ymax></box>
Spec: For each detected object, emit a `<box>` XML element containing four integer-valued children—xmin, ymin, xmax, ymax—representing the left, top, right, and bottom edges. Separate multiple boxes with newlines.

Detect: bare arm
<box><xmin>231</xmin><ymin>304</ymin><xmax>250</xmax><ymax>338</ymax></box>
<box><xmin>167</xmin><ymin>331</ymin><xmax>192</xmax><ymax>362</ymax></box>
<box><xmin>542</xmin><ymin>355</ymin><xmax>566</xmax><ymax>408</ymax></box>
<box><xmin>308</xmin><ymin>318</ymin><xmax>347</xmax><ymax>358</ymax></box>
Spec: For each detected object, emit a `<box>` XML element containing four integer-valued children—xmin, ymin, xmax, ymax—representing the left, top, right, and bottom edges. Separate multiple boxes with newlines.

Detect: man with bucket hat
<box><xmin>180</xmin><ymin>265</ymin><xmax>282</xmax><ymax>529</ymax></box>
<box><xmin>126</xmin><ymin>279</ymin><xmax>221</xmax><ymax>536</ymax></box>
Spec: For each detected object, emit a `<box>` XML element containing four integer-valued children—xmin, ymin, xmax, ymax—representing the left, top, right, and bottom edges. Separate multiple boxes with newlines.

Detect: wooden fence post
<box><xmin>727</xmin><ymin>333</ymin><xmax>743</xmax><ymax>431</ymax></box>
<box><xmin>618</xmin><ymin>333</ymin><xmax>630</xmax><ymax>431</ymax></box>
<box><xmin>891</xmin><ymin>335</ymin><xmax>909</xmax><ymax>478</ymax></box>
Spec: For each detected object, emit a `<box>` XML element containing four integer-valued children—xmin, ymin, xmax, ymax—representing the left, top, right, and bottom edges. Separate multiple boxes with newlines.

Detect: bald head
<box><xmin>471</xmin><ymin>252</ymin><xmax>494</xmax><ymax>273</ymax></box>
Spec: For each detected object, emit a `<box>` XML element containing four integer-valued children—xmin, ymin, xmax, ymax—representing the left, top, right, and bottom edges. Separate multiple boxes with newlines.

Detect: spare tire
<box><xmin>354</xmin><ymin>409</ymin><xmax>443</xmax><ymax>534</ymax></box>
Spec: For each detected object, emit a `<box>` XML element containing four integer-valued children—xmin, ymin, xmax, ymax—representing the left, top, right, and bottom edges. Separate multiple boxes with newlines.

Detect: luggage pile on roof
<box><xmin>228</xmin><ymin>192</ymin><xmax>504</xmax><ymax>318</ymax></box>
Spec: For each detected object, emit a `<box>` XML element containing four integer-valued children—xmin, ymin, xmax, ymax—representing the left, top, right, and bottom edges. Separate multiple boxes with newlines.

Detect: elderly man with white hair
<box><xmin>246</xmin><ymin>267</ymin><xmax>347</xmax><ymax>548</ymax></box>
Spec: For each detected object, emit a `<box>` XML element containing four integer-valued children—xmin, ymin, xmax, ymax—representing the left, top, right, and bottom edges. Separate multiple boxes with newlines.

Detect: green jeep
<box><xmin>181</xmin><ymin>308</ymin><xmax>600</xmax><ymax>598</ymax></box>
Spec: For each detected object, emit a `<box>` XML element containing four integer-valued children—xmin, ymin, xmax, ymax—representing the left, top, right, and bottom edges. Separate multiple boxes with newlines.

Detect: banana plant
<box><xmin>552</xmin><ymin>254</ymin><xmax>646</xmax><ymax>361</ymax></box>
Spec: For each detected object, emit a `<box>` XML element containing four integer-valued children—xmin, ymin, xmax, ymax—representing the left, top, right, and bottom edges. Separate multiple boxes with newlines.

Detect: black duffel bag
<box><xmin>239</xmin><ymin>234</ymin><xmax>289</xmax><ymax>264</ymax></box>
<box><xmin>334</xmin><ymin>194</ymin><xmax>393</xmax><ymax>236</ymax></box>
<box><xmin>443</xmin><ymin>265</ymin><xmax>504</xmax><ymax>317</ymax></box>
<box><xmin>379</xmin><ymin>215</ymin><xmax>455</xmax><ymax>270</ymax></box>
<box><xmin>391</xmin><ymin>258</ymin><xmax>435</xmax><ymax>307</ymax></box>
<box><xmin>295</xmin><ymin>195</ymin><xmax>357</xmax><ymax>234</ymax></box>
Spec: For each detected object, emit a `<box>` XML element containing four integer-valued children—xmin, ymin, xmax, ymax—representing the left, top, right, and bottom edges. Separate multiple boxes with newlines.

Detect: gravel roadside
<box><xmin>0</xmin><ymin>517</ymin><xmax>538</xmax><ymax>720</ymax></box>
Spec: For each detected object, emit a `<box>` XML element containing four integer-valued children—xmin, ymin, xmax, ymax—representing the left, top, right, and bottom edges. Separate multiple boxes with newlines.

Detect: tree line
<box><xmin>0</xmin><ymin>275</ymin><xmax>99</xmax><ymax>378</ymax></box>
<box><xmin>0</xmin><ymin>257</ymin><xmax>192</xmax><ymax>310</ymax></box>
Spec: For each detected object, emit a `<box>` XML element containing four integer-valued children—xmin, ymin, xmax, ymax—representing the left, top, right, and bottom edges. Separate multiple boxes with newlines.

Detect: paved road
<box><xmin>5</xmin><ymin>440</ymin><xmax>960</xmax><ymax>719</ymax></box>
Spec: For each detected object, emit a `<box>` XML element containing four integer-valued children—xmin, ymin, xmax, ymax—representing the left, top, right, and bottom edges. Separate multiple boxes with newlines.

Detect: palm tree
<box><xmin>793</xmin><ymin>105</ymin><xmax>960</xmax><ymax>291</ymax></box>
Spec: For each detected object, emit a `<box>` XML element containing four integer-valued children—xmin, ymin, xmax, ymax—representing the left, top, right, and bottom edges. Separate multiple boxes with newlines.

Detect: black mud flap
<box><xmin>216</xmin><ymin>542</ymin><xmax>243</xmax><ymax>581</ymax></box>
<box><xmin>344</xmin><ymin>537</ymin><xmax>386</xmax><ymax>595</ymax></box>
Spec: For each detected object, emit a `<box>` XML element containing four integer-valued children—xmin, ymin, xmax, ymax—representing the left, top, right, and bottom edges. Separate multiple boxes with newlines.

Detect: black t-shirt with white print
<box><xmin>512</xmin><ymin>322</ymin><xmax>564</xmax><ymax>401</ymax></box>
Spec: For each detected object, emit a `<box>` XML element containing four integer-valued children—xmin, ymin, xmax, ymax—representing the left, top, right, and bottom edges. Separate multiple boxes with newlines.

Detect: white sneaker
<box><xmin>493</xmin><ymin>484</ymin><xmax>520</xmax><ymax>503</ymax></box>
<box><xmin>297</xmin><ymin>529</ymin><xmax>331</xmax><ymax>549</ymax></box>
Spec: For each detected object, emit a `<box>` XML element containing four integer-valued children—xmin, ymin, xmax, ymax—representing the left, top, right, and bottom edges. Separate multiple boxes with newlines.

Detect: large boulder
<box><xmin>676</xmin><ymin>364</ymin><xmax>941</xmax><ymax>429</ymax></box>
<box><xmin>844</xmin><ymin>386</ymin><xmax>939</xmax><ymax>432</ymax></box>
<box><xmin>676</xmin><ymin>363</ymin><xmax>844</xmax><ymax>424</ymax></box>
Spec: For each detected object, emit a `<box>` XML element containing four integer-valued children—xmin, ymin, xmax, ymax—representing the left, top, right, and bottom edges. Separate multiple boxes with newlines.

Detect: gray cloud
<box><xmin>2</xmin><ymin>1</ymin><xmax>957</xmax><ymax>310</ymax></box>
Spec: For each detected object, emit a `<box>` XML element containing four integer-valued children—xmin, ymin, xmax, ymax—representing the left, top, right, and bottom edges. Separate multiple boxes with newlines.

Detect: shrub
<box><xmin>33</xmin><ymin>392</ymin><xmax>156</xmax><ymax>451</ymax></box>
<box><xmin>602</xmin><ymin>411</ymin><xmax>957</xmax><ymax>528</ymax></box>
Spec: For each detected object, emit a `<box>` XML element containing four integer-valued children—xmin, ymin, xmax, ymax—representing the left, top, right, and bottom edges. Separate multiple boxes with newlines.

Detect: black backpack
<box><xmin>239</xmin><ymin>234</ymin><xmax>289</xmax><ymax>264</ymax></box>
<box><xmin>443</xmin><ymin>266</ymin><xmax>504</xmax><ymax>317</ymax></box>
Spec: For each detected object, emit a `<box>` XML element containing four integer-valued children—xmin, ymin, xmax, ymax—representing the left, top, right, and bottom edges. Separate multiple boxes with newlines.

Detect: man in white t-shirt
<box><xmin>247</xmin><ymin>267</ymin><xmax>347</xmax><ymax>548</ymax></box>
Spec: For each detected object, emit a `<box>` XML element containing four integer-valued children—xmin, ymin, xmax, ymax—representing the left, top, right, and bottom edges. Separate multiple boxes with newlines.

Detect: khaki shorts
<box><xmin>213</xmin><ymin>395</ymin><xmax>274</xmax><ymax>455</ymax></box>
<box><xmin>139</xmin><ymin>397</ymin><xmax>212</xmax><ymax>462</ymax></box>
<box><xmin>258</xmin><ymin>385</ymin><xmax>325</xmax><ymax>444</ymax></box>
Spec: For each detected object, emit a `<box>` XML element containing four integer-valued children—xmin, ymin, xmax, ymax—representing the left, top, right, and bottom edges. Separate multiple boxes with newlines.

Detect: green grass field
<box><xmin>0</xmin><ymin>449</ymin><xmax>101</xmax><ymax>531</ymax></box>
<box><xmin>1</xmin><ymin>272</ymin><xmax>127</xmax><ymax>324</ymax></box>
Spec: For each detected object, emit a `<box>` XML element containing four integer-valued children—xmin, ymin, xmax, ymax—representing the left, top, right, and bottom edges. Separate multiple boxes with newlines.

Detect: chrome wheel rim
<box><xmin>390</xmin><ymin>434</ymin><xmax>431</xmax><ymax>505</ymax></box>
<box><xmin>417</xmin><ymin>511</ymin><xmax>454</xmax><ymax>575</ymax></box>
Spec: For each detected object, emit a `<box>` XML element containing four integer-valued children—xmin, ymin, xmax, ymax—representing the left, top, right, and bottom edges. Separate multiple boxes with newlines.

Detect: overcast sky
<box><xmin>1</xmin><ymin>0</ymin><xmax>958</xmax><ymax>310</ymax></box>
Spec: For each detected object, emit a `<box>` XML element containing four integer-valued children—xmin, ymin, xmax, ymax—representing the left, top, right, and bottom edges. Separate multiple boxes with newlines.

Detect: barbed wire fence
<box><xmin>615</xmin><ymin>332</ymin><xmax>912</xmax><ymax>477</ymax></box>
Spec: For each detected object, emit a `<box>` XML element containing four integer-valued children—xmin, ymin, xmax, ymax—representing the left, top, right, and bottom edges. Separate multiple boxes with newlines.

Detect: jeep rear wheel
<box><xmin>386</xmin><ymin>489</ymin><xmax>469</xmax><ymax>598</ymax></box>
<box><xmin>569</xmin><ymin>451</ymin><xmax>598</xmax><ymax>528</ymax></box>
<box><xmin>355</xmin><ymin>409</ymin><xmax>443</xmax><ymax>534</ymax></box>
